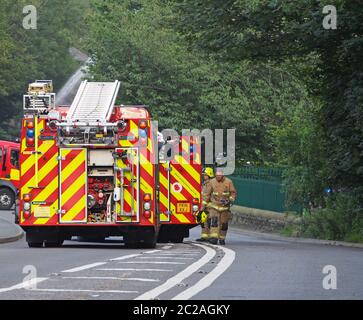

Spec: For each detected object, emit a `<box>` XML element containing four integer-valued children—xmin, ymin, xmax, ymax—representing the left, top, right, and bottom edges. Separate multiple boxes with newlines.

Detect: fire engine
<box><xmin>0</xmin><ymin>140</ymin><xmax>20</xmax><ymax>210</ymax></box>
<box><xmin>19</xmin><ymin>80</ymin><xmax>201</xmax><ymax>248</ymax></box>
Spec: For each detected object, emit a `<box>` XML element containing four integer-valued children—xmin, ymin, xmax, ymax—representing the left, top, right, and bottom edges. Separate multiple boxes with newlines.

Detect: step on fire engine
<box><xmin>19</xmin><ymin>80</ymin><xmax>201</xmax><ymax>248</ymax></box>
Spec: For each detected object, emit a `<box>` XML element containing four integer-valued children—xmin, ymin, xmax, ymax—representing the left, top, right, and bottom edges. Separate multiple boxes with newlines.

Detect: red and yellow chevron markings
<box><xmin>59</xmin><ymin>148</ymin><xmax>87</xmax><ymax>223</ymax></box>
<box><xmin>159</xmin><ymin>136</ymin><xmax>202</xmax><ymax>224</ymax></box>
<box><xmin>20</xmin><ymin>118</ymin><xmax>60</xmax><ymax>225</ymax></box>
<box><xmin>115</xmin><ymin>148</ymin><xmax>139</xmax><ymax>223</ymax></box>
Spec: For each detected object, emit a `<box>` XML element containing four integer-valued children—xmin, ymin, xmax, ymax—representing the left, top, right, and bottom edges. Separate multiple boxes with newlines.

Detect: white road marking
<box><xmin>144</xmin><ymin>250</ymin><xmax>162</xmax><ymax>254</ymax></box>
<box><xmin>97</xmin><ymin>268</ymin><xmax>173</xmax><ymax>272</ymax></box>
<box><xmin>0</xmin><ymin>278</ymin><xmax>48</xmax><ymax>293</ymax></box>
<box><xmin>119</xmin><ymin>261</ymin><xmax>186</xmax><ymax>265</ymax></box>
<box><xmin>152</xmin><ymin>253</ymin><xmax>199</xmax><ymax>256</ymax></box>
<box><xmin>63</xmin><ymin>276</ymin><xmax>159</xmax><ymax>282</ymax></box>
<box><xmin>109</xmin><ymin>250</ymin><xmax>161</xmax><ymax>261</ymax></box>
<box><xmin>61</xmin><ymin>262</ymin><xmax>106</xmax><ymax>273</ymax></box>
<box><xmin>162</xmin><ymin>245</ymin><xmax>172</xmax><ymax>249</ymax></box>
<box><xmin>172</xmin><ymin>244</ymin><xmax>236</xmax><ymax>300</ymax></box>
<box><xmin>109</xmin><ymin>254</ymin><xmax>141</xmax><ymax>261</ymax></box>
<box><xmin>135</xmin><ymin>243</ymin><xmax>216</xmax><ymax>300</ymax></box>
<box><xmin>136</xmin><ymin>256</ymin><xmax>194</xmax><ymax>260</ymax></box>
<box><xmin>30</xmin><ymin>288</ymin><xmax>138</xmax><ymax>294</ymax></box>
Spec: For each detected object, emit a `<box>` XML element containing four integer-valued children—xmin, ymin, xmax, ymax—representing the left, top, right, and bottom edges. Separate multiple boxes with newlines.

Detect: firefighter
<box><xmin>204</xmin><ymin>167</ymin><xmax>236</xmax><ymax>245</ymax></box>
<box><xmin>196</xmin><ymin>167</ymin><xmax>214</xmax><ymax>242</ymax></box>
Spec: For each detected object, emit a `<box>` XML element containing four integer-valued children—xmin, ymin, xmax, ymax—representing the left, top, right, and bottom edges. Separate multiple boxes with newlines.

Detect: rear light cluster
<box><xmin>26</xmin><ymin>120</ymin><xmax>35</xmax><ymax>147</ymax></box>
<box><xmin>143</xmin><ymin>193</ymin><xmax>151</xmax><ymax>219</ymax></box>
<box><xmin>139</xmin><ymin>120</ymin><xmax>148</xmax><ymax>146</ymax></box>
<box><xmin>192</xmin><ymin>198</ymin><xmax>199</xmax><ymax>213</ymax></box>
<box><xmin>23</xmin><ymin>194</ymin><xmax>32</xmax><ymax>219</ymax></box>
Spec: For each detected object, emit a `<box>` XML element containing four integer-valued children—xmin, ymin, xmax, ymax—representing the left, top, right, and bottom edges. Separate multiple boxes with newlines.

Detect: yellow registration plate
<box><xmin>176</xmin><ymin>203</ymin><xmax>190</xmax><ymax>214</ymax></box>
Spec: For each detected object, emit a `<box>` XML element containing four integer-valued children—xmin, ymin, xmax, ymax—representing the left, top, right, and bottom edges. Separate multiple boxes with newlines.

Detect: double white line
<box><xmin>135</xmin><ymin>243</ymin><xmax>236</xmax><ymax>300</ymax></box>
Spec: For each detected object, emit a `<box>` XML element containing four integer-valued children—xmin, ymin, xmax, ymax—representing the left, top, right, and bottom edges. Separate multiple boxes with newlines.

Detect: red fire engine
<box><xmin>0</xmin><ymin>140</ymin><xmax>20</xmax><ymax>210</ymax></box>
<box><xmin>19</xmin><ymin>80</ymin><xmax>201</xmax><ymax>248</ymax></box>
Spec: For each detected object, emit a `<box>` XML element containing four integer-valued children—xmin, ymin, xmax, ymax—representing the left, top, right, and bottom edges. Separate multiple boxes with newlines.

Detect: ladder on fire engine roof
<box><xmin>66</xmin><ymin>80</ymin><xmax>120</xmax><ymax>124</ymax></box>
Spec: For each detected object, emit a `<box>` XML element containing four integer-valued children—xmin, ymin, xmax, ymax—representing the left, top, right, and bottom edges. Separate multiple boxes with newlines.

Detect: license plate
<box><xmin>34</xmin><ymin>206</ymin><xmax>51</xmax><ymax>218</ymax></box>
<box><xmin>176</xmin><ymin>203</ymin><xmax>190</xmax><ymax>214</ymax></box>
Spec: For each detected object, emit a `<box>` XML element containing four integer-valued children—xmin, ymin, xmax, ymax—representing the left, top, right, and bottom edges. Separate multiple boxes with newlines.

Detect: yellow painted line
<box><xmin>21</xmin><ymin>138</ymin><xmax>54</xmax><ymax>178</ymax></box>
<box><xmin>36</xmin><ymin>152</ymin><xmax>58</xmax><ymax>183</ymax></box>
<box><xmin>61</xmin><ymin>172</ymin><xmax>86</xmax><ymax>205</ymax></box>
<box><xmin>140</xmin><ymin>176</ymin><xmax>152</xmax><ymax>194</ymax></box>
<box><xmin>62</xmin><ymin>196</ymin><xmax>86</xmax><ymax>221</ymax></box>
<box><xmin>140</xmin><ymin>153</ymin><xmax>153</xmax><ymax>177</ymax></box>
<box><xmin>32</xmin><ymin>176</ymin><xmax>58</xmax><ymax>203</ymax></box>
<box><xmin>174</xmin><ymin>154</ymin><xmax>201</xmax><ymax>184</ymax></box>
<box><xmin>60</xmin><ymin>150</ymin><xmax>84</xmax><ymax>183</ymax></box>
<box><xmin>174</xmin><ymin>213</ymin><xmax>190</xmax><ymax>223</ymax></box>
<box><xmin>170</xmin><ymin>165</ymin><xmax>198</xmax><ymax>198</ymax></box>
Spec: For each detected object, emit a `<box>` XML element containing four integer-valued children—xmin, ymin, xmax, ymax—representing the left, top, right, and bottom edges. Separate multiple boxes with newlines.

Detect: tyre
<box><xmin>0</xmin><ymin>188</ymin><xmax>15</xmax><ymax>210</ymax></box>
<box><xmin>28</xmin><ymin>242</ymin><xmax>43</xmax><ymax>248</ymax></box>
<box><xmin>124</xmin><ymin>234</ymin><xmax>157</xmax><ymax>249</ymax></box>
<box><xmin>44</xmin><ymin>241</ymin><xmax>64</xmax><ymax>248</ymax></box>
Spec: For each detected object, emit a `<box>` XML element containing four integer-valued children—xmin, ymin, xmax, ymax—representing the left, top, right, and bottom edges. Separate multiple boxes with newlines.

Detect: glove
<box><xmin>220</xmin><ymin>198</ymin><xmax>231</xmax><ymax>206</ymax></box>
<box><xmin>195</xmin><ymin>211</ymin><xmax>202</xmax><ymax>224</ymax></box>
<box><xmin>200</xmin><ymin>211</ymin><xmax>208</xmax><ymax>224</ymax></box>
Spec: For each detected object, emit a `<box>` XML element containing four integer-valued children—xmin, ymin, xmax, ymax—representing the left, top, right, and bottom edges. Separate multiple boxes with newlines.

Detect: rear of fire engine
<box><xmin>20</xmin><ymin>81</ymin><xmax>161</xmax><ymax>248</ymax></box>
<box><xmin>20</xmin><ymin>80</ymin><xmax>202</xmax><ymax>248</ymax></box>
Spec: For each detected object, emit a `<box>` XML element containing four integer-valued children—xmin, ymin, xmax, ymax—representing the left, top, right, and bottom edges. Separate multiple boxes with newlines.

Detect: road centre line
<box><xmin>109</xmin><ymin>254</ymin><xmax>141</xmax><ymax>261</ymax></box>
<box><xmin>0</xmin><ymin>278</ymin><xmax>48</xmax><ymax>293</ymax></box>
<box><xmin>172</xmin><ymin>244</ymin><xmax>236</xmax><ymax>300</ymax></box>
<box><xmin>62</xmin><ymin>262</ymin><xmax>106</xmax><ymax>273</ymax></box>
<box><xmin>119</xmin><ymin>261</ymin><xmax>186</xmax><ymax>265</ymax></box>
<box><xmin>97</xmin><ymin>268</ymin><xmax>173</xmax><ymax>272</ymax></box>
<box><xmin>136</xmin><ymin>256</ymin><xmax>194</xmax><ymax>260</ymax></box>
<box><xmin>109</xmin><ymin>250</ymin><xmax>161</xmax><ymax>261</ymax></box>
<box><xmin>30</xmin><ymin>288</ymin><xmax>138</xmax><ymax>294</ymax></box>
<box><xmin>134</xmin><ymin>243</ymin><xmax>216</xmax><ymax>300</ymax></box>
<box><xmin>62</xmin><ymin>276</ymin><xmax>159</xmax><ymax>282</ymax></box>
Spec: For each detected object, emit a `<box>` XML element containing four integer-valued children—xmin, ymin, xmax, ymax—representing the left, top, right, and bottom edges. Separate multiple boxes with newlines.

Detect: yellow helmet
<box><xmin>203</xmin><ymin>167</ymin><xmax>214</xmax><ymax>178</ymax></box>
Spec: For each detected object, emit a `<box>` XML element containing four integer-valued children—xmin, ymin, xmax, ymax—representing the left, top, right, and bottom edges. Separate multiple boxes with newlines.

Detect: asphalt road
<box><xmin>0</xmin><ymin>210</ymin><xmax>362</xmax><ymax>300</ymax></box>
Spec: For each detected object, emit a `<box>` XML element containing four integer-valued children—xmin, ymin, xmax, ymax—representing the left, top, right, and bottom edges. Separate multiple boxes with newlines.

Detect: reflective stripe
<box><xmin>206</xmin><ymin>203</ymin><xmax>230</xmax><ymax>212</ymax></box>
<box><xmin>201</xmin><ymin>233</ymin><xmax>209</xmax><ymax>239</ymax></box>
<box><xmin>209</xmin><ymin>233</ymin><xmax>218</xmax><ymax>238</ymax></box>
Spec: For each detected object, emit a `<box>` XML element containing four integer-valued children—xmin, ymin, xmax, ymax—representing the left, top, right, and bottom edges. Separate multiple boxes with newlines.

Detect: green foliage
<box><xmin>87</xmin><ymin>0</ymin><xmax>310</xmax><ymax>163</ymax></box>
<box><xmin>0</xmin><ymin>0</ymin><xmax>89</xmax><ymax>140</ymax></box>
<box><xmin>300</xmin><ymin>192</ymin><xmax>363</xmax><ymax>243</ymax></box>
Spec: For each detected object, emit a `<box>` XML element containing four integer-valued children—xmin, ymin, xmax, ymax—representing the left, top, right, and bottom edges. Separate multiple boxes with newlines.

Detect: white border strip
<box><xmin>172</xmin><ymin>244</ymin><xmax>236</xmax><ymax>300</ymax></box>
<box><xmin>135</xmin><ymin>243</ymin><xmax>215</xmax><ymax>300</ymax></box>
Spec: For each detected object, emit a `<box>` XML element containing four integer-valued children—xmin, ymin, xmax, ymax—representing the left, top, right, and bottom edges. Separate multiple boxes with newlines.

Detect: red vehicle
<box><xmin>0</xmin><ymin>140</ymin><xmax>20</xmax><ymax>210</ymax></box>
<box><xmin>19</xmin><ymin>80</ymin><xmax>201</xmax><ymax>248</ymax></box>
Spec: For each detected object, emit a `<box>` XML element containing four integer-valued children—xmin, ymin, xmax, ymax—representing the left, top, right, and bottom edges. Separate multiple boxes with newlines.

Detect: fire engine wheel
<box><xmin>27</xmin><ymin>242</ymin><xmax>43</xmax><ymax>248</ymax></box>
<box><xmin>0</xmin><ymin>188</ymin><xmax>15</xmax><ymax>210</ymax></box>
<box><xmin>44</xmin><ymin>241</ymin><xmax>64</xmax><ymax>248</ymax></box>
<box><xmin>124</xmin><ymin>235</ymin><xmax>157</xmax><ymax>249</ymax></box>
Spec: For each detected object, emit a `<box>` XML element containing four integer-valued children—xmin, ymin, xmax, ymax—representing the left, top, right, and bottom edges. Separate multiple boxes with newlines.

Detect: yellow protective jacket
<box><xmin>202</xmin><ymin>177</ymin><xmax>237</xmax><ymax>212</ymax></box>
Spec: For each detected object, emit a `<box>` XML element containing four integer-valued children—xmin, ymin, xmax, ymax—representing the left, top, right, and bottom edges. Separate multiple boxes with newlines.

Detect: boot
<box><xmin>218</xmin><ymin>239</ymin><xmax>225</xmax><ymax>245</ymax></box>
<box><xmin>208</xmin><ymin>238</ymin><xmax>218</xmax><ymax>245</ymax></box>
<box><xmin>196</xmin><ymin>238</ymin><xmax>207</xmax><ymax>242</ymax></box>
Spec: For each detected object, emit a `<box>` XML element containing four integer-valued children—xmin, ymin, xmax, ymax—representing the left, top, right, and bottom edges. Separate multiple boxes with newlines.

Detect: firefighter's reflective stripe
<box><xmin>206</xmin><ymin>203</ymin><xmax>231</xmax><ymax>212</ymax></box>
<box><xmin>59</xmin><ymin>149</ymin><xmax>87</xmax><ymax>223</ymax></box>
